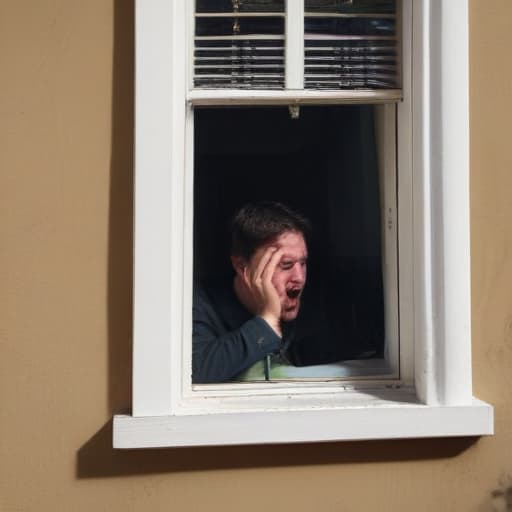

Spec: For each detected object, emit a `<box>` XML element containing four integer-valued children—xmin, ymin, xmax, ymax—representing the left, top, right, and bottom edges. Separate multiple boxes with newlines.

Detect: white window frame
<box><xmin>113</xmin><ymin>0</ymin><xmax>493</xmax><ymax>448</ymax></box>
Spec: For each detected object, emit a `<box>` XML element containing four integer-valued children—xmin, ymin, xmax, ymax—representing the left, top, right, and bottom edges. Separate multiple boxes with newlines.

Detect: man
<box><xmin>192</xmin><ymin>201</ymin><xmax>310</xmax><ymax>383</ymax></box>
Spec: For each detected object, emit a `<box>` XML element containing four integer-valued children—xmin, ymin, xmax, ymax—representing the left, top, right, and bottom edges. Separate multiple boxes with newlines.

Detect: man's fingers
<box><xmin>261</xmin><ymin>247</ymin><xmax>283</xmax><ymax>283</ymax></box>
<box><xmin>250</xmin><ymin>246</ymin><xmax>277</xmax><ymax>284</ymax></box>
<box><xmin>242</xmin><ymin>266</ymin><xmax>250</xmax><ymax>287</ymax></box>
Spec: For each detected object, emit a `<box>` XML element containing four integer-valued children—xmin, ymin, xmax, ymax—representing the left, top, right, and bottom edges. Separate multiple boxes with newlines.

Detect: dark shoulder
<box><xmin>193</xmin><ymin>277</ymin><xmax>250</xmax><ymax>331</ymax></box>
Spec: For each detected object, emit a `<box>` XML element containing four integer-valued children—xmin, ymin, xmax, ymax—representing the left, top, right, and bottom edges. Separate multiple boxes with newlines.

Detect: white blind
<box><xmin>194</xmin><ymin>0</ymin><xmax>286</xmax><ymax>89</ymax></box>
<box><xmin>304</xmin><ymin>0</ymin><xmax>398</xmax><ymax>89</ymax></box>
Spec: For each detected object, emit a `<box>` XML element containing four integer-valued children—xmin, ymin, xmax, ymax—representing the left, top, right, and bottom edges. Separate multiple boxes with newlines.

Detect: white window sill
<box><xmin>113</xmin><ymin>391</ymin><xmax>493</xmax><ymax>448</ymax></box>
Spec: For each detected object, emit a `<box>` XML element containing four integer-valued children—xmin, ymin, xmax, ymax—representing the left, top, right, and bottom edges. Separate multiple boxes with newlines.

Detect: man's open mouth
<box><xmin>286</xmin><ymin>288</ymin><xmax>301</xmax><ymax>299</ymax></box>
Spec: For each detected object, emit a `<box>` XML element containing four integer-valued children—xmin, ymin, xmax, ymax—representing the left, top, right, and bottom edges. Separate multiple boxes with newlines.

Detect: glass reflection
<box><xmin>196</xmin><ymin>0</ymin><xmax>285</xmax><ymax>13</ymax></box>
<box><xmin>305</xmin><ymin>0</ymin><xmax>395</xmax><ymax>14</ymax></box>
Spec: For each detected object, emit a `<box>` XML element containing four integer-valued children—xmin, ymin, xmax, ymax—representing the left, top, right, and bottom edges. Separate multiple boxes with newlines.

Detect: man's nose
<box><xmin>291</xmin><ymin>263</ymin><xmax>306</xmax><ymax>284</ymax></box>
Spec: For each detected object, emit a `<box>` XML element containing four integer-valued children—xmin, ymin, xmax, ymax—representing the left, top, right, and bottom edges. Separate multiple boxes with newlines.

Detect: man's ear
<box><xmin>231</xmin><ymin>255</ymin><xmax>246</xmax><ymax>276</ymax></box>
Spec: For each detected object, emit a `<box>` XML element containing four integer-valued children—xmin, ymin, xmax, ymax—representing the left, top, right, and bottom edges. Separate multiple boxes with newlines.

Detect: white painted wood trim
<box><xmin>412</xmin><ymin>0</ymin><xmax>472</xmax><ymax>406</ymax></box>
<box><xmin>375</xmin><ymin>104</ymin><xmax>400</xmax><ymax>378</ymax></box>
<box><xmin>180</xmin><ymin>105</ymin><xmax>195</xmax><ymax>402</ymax></box>
<box><xmin>114</xmin><ymin>398</ymin><xmax>493</xmax><ymax>448</ymax></box>
<box><xmin>187</xmin><ymin>89</ymin><xmax>402</xmax><ymax>105</ymax></box>
<box><xmin>411</xmin><ymin>0</ymin><xmax>433</xmax><ymax>405</ymax></box>
<box><xmin>132</xmin><ymin>0</ymin><xmax>175</xmax><ymax>416</ymax></box>
<box><xmin>396</xmin><ymin>0</ymin><xmax>415</xmax><ymax>386</ymax></box>
<box><xmin>133</xmin><ymin>0</ymin><xmax>189</xmax><ymax>416</ymax></box>
<box><xmin>431</xmin><ymin>0</ymin><xmax>472</xmax><ymax>405</ymax></box>
<box><xmin>285</xmin><ymin>0</ymin><xmax>304</xmax><ymax>89</ymax></box>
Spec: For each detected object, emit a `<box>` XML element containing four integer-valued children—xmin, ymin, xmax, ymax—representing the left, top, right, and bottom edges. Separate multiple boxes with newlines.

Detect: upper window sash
<box><xmin>191</xmin><ymin>0</ymin><xmax>401</xmax><ymax>99</ymax></box>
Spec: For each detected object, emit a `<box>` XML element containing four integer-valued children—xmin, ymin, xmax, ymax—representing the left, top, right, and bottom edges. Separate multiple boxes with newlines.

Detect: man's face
<box><xmin>251</xmin><ymin>230</ymin><xmax>308</xmax><ymax>322</ymax></box>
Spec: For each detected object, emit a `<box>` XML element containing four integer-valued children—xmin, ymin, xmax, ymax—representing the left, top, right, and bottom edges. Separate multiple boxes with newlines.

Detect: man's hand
<box><xmin>236</xmin><ymin>247</ymin><xmax>283</xmax><ymax>337</ymax></box>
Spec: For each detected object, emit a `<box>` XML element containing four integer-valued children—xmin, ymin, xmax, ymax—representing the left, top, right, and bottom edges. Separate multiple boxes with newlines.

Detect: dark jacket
<box><xmin>192</xmin><ymin>282</ymin><xmax>282</xmax><ymax>383</ymax></box>
<box><xmin>192</xmin><ymin>279</ymin><xmax>365</xmax><ymax>383</ymax></box>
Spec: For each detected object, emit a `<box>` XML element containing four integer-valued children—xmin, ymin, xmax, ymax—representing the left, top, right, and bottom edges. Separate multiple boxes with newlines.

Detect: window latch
<box><xmin>289</xmin><ymin>104</ymin><xmax>300</xmax><ymax>120</ymax></box>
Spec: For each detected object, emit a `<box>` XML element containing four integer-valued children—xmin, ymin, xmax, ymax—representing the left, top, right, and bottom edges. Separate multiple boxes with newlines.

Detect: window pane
<box><xmin>305</xmin><ymin>17</ymin><xmax>395</xmax><ymax>37</ymax></box>
<box><xmin>193</xmin><ymin>106</ymin><xmax>391</xmax><ymax>383</ymax></box>
<box><xmin>304</xmin><ymin>0</ymin><xmax>399</xmax><ymax>90</ymax></box>
<box><xmin>305</xmin><ymin>0</ymin><xmax>395</xmax><ymax>14</ymax></box>
<box><xmin>194</xmin><ymin>0</ymin><xmax>285</xmax><ymax>89</ymax></box>
<box><xmin>196</xmin><ymin>0</ymin><xmax>285</xmax><ymax>13</ymax></box>
<box><xmin>196</xmin><ymin>17</ymin><xmax>284</xmax><ymax>37</ymax></box>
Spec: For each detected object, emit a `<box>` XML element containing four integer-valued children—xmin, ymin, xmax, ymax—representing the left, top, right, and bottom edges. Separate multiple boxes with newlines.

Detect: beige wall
<box><xmin>1</xmin><ymin>1</ymin><xmax>511</xmax><ymax>510</ymax></box>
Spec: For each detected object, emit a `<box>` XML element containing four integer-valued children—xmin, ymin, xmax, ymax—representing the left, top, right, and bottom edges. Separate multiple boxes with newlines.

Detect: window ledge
<box><xmin>113</xmin><ymin>393</ymin><xmax>493</xmax><ymax>448</ymax></box>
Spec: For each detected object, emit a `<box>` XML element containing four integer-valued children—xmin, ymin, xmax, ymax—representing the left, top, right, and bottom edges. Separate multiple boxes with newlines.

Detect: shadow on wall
<box><xmin>77</xmin><ymin>0</ymin><xmax>478</xmax><ymax>479</ymax></box>
<box><xmin>107</xmin><ymin>0</ymin><xmax>134</xmax><ymax>415</ymax></box>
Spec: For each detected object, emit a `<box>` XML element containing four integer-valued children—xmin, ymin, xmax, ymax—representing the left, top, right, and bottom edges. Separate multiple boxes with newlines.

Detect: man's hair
<box><xmin>230</xmin><ymin>201</ymin><xmax>311</xmax><ymax>260</ymax></box>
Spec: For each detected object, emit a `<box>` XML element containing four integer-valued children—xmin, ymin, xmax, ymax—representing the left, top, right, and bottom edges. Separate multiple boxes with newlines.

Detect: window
<box><xmin>114</xmin><ymin>0</ymin><xmax>493</xmax><ymax>448</ymax></box>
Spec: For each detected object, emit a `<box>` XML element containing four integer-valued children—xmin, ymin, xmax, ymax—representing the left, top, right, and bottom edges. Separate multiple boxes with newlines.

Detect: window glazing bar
<box><xmin>285</xmin><ymin>0</ymin><xmax>304</xmax><ymax>88</ymax></box>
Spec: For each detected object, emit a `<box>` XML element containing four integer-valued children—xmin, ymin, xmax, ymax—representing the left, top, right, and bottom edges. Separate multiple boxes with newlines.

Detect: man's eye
<box><xmin>280</xmin><ymin>263</ymin><xmax>293</xmax><ymax>270</ymax></box>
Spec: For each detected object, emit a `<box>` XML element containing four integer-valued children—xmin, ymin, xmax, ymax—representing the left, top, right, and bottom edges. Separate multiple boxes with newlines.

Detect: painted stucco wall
<box><xmin>1</xmin><ymin>1</ymin><xmax>511</xmax><ymax>510</ymax></box>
